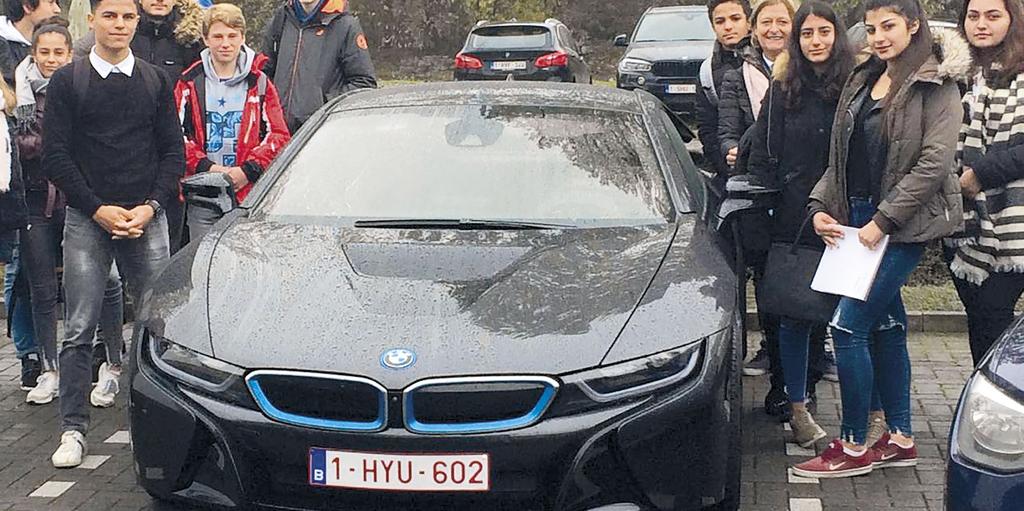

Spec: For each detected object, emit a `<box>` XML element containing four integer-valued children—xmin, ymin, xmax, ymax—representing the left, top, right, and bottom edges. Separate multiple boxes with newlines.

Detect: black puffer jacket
<box><xmin>696</xmin><ymin>37</ymin><xmax>749</xmax><ymax>176</ymax></box>
<box><xmin>0</xmin><ymin>38</ymin><xmax>28</xmax><ymax>84</ymax></box>
<box><xmin>747</xmin><ymin>80</ymin><xmax>836</xmax><ymax>247</ymax></box>
<box><xmin>74</xmin><ymin>0</ymin><xmax>203</xmax><ymax>78</ymax></box>
<box><xmin>717</xmin><ymin>45</ymin><xmax>771</xmax><ymax>168</ymax></box>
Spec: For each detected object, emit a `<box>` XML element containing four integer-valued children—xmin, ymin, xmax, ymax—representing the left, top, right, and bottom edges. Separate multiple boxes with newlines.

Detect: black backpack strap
<box><xmin>72</xmin><ymin>57</ymin><xmax>91</xmax><ymax>116</ymax></box>
<box><xmin>136</xmin><ymin>61</ymin><xmax>161</xmax><ymax>103</ymax></box>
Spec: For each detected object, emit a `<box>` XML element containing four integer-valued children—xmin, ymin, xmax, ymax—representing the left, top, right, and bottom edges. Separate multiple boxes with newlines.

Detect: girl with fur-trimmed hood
<box><xmin>796</xmin><ymin>0</ymin><xmax>971</xmax><ymax>480</ymax></box>
<box><xmin>947</xmin><ymin>0</ymin><xmax>1024</xmax><ymax>366</ymax></box>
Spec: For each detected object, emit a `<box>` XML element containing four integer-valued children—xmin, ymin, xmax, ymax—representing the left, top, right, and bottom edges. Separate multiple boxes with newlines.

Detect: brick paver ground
<box><xmin>0</xmin><ymin>331</ymin><xmax>974</xmax><ymax>510</ymax></box>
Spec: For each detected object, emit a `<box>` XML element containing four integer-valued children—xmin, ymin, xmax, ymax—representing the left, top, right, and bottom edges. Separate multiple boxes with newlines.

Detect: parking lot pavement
<box><xmin>0</xmin><ymin>332</ymin><xmax>973</xmax><ymax>511</ymax></box>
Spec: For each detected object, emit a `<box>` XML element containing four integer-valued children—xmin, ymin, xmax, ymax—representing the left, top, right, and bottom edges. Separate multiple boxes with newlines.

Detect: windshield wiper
<box><xmin>353</xmin><ymin>218</ymin><xmax>572</xmax><ymax>230</ymax></box>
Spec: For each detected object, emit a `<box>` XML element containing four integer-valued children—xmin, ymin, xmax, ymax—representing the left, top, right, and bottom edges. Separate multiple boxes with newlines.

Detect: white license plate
<box><xmin>666</xmin><ymin>84</ymin><xmax>697</xmax><ymax>94</ymax></box>
<box><xmin>309</xmin><ymin>448</ymin><xmax>490</xmax><ymax>492</ymax></box>
<box><xmin>491</xmin><ymin>61</ymin><xmax>527</xmax><ymax>71</ymax></box>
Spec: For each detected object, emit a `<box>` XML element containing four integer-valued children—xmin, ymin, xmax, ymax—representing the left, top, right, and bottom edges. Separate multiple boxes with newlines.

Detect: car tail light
<box><xmin>534</xmin><ymin>51</ymin><xmax>568</xmax><ymax>68</ymax></box>
<box><xmin>455</xmin><ymin>53</ymin><xmax>483</xmax><ymax>70</ymax></box>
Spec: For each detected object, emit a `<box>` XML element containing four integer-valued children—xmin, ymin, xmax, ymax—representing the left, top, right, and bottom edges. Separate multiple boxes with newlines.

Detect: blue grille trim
<box><xmin>403</xmin><ymin>376</ymin><xmax>559</xmax><ymax>435</ymax></box>
<box><xmin>246</xmin><ymin>370</ymin><xmax>387</xmax><ymax>432</ymax></box>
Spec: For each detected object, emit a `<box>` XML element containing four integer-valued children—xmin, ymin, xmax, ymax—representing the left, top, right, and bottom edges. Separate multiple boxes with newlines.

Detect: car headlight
<box><xmin>618</xmin><ymin>58</ymin><xmax>652</xmax><ymax>73</ymax></box>
<box><xmin>146</xmin><ymin>335</ymin><xmax>253</xmax><ymax>406</ymax></box>
<box><xmin>955</xmin><ymin>374</ymin><xmax>1024</xmax><ymax>472</ymax></box>
<box><xmin>552</xmin><ymin>330</ymin><xmax>722</xmax><ymax>416</ymax></box>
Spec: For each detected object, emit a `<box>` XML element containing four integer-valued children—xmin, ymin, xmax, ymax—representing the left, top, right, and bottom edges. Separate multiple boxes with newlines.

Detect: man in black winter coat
<box><xmin>262</xmin><ymin>0</ymin><xmax>377</xmax><ymax>132</ymax></box>
<box><xmin>696</xmin><ymin>0</ymin><xmax>751</xmax><ymax>178</ymax></box>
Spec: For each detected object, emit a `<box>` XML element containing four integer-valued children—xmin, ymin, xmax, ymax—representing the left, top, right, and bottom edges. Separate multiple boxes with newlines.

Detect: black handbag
<box><xmin>756</xmin><ymin>214</ymin><xmax>840</xmax><ymax>324</ymax></box>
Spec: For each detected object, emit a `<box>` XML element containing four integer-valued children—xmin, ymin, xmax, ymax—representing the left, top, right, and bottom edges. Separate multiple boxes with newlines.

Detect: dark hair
<box><xmin>31</xmin><ymin>19</ymin><xmax>72</xmax><ymax>50</ymax></box>
<box><xmin>781</xmin><ymin>1</ymin><xmax>854</xmax><ymax>109</ymax></box>
<box><xmin>960</xmin><ymin>0</ymin><xmax>1024</xmax><ymax>85</ymax></box>
<box><xmin>863</xmin><ymin>0</ymin><xmax>934</xmax><ymax>109</ymax></box>
<box><xmin>89</xmin><ymin>0</ymin><xmax>135</xmax><ymax>12</ymax></box>
<box><xmin>6</xmin><ymin>0</ymin><xmax>42</xmax><ymax>23</ymax></box>
<box><xmin>707</xmin><ymin>0</ymin><xmax>752</xmax><ymax>22</ymax></box>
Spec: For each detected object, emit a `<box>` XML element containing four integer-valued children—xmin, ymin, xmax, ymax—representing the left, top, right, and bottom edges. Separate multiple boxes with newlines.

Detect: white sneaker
<box><xmin>90</xmin><ymin>363</ymin><xmax>121</xmax><ymax>408</ymax></box>
<box><xmin>51</xmin><ymin>431</ymin><xmax>87</xmax><ymax>468</ymax></box>
<box><xmin>26</xmin><ymin>371</ymin><xmax>59</xmax><ymax>405</ymax></box>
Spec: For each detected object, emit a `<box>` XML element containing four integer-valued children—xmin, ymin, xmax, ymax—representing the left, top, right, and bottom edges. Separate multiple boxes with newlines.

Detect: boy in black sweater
<box><xmin>42</xmin><ymin>0</ymin><xmax>184</xmax><ymax>468</ymax></box>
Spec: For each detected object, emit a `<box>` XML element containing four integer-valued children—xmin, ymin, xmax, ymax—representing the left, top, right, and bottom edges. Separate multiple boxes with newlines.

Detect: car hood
<box><xmin>201</xmin><ymin>220</ymin><xmax>679</xmax><ymax>389</ymax></box>
<box><xmin>622</xmin><ymin>40</ymin><xmax>715</xmax><ymax>64</ymax></box>
<box><xmin>986</xmin><ymin>316</ymin><xmax>1024</xmax><ymax>393</ymax></box>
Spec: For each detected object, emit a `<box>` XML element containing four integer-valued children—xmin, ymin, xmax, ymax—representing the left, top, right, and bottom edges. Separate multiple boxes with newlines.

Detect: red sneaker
<box><xmin>869</xmin><ymin>432</ymin><xmax>918</xmax><ymax>468</ymax></box>
<box><xmin>791</xmin><ymin>439</ymin><xmax>873</xmax><ymax>478</ymax></box>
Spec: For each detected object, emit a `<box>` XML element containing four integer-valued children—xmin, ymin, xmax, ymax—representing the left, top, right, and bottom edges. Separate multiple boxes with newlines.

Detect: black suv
<box><xmin>615</xmin><ymin>6</ymin><xmax>716</xmax><ymax>115</ymax></box>
<box><xmin>454</xmin><ymin>19</ymin><xmax>592</xmax><ymax>83</ymax></box>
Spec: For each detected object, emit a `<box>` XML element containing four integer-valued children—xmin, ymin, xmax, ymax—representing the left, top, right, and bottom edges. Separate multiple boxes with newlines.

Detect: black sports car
<box><xmin>129</xmin><ymin>82</ymin><xmax>751</xmax><ymax>511</ymax></box>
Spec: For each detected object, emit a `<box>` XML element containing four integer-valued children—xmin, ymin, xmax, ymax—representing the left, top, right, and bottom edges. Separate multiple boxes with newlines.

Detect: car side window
<box><xmin>654</xmin><ymin>109</ymin><xmax>707</xmax><ymax>216</ymax></box>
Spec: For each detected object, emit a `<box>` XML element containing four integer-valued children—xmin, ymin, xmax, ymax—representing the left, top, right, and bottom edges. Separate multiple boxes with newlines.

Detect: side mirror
<box><xmin>715</xmin><ymin>174</ymin><xmax>778</xmax><ymax>229</ymax></box>
<box><xmin>182</xmin><ymin>172</ymin><xmax>237</xmax><ymax>215</ymax></box>
<box><xmin>613</xmin><ymin>34</ymin><xmax>629</xmax><ymax>47</ymax></box>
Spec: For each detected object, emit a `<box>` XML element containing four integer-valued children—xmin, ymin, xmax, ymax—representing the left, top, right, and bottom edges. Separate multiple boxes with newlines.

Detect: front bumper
<box><xmin>129</xmin><ymin>336</ymin><xmax>734</xmax><ymax>511</ymax></box>
<box><xmin>617</xmin><ymin>73</ymin><xmax>698</xmax><ymax>115</ymax></box>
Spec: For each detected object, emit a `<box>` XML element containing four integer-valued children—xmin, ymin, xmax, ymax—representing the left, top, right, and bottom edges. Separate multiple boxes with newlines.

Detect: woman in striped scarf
<box><xmin>948</xmin><ymin>0</ymin><xmax>1024</xmax><ymax>365</ymax></box>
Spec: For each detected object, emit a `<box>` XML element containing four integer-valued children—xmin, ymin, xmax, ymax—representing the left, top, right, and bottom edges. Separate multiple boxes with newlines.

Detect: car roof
<box><xmin>328</xmin><ymin>82</ymin><xmax>648</xmax><ymax>115</ymax></box>
<box><xmin>645</xmin><ymin>5</ymin><xmax>708</xmax><ymax>14</ymax></box>
<box><xmin>473</xmin><ymin>20</ymin><xmax>561</xmax><ymax>30</ymax></box>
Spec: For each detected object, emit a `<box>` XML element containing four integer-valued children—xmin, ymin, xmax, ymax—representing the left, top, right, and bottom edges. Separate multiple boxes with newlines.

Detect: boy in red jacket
<box><xmin>175</xmin><ymin>3</ymin><xmax>289</xmax><ymax>239</ymax></box>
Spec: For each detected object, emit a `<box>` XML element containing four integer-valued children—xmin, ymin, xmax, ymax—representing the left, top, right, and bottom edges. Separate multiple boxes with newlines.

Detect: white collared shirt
<box><xmin>89</xmin><ymin>47</ymin><xmax>136</xmax><ymax>78</ymax></box>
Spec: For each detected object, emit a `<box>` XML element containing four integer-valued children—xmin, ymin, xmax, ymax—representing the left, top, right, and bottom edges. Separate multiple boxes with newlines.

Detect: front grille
<box><xmin>246</xmin><ymin>370</ymin><xmax>387</xmax><ymax>432</ymax></box>
<box><xmin>404</xmin><ymin>376</ymin><xmax>559</xmax><ymax>434</ymax></box>
<box><xmin>652</xmin><ymin>60</ymin><xmax>701</xmax><ymax>78</ymax></box>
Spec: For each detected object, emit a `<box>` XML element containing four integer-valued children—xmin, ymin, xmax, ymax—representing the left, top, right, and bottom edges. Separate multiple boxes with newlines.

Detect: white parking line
<box><xmin>29</xmin><ymin>481</ymin><xmax>75</xmax><ymax>498</ymax></box>
<box><xmin>104</xmin><ymin>430</ymin><xmax>130</xmax><ymax>444</ymax></box>
<box><xmin>785</xmin><ymin>443</ymin><xmax>816</xmax><ymax>456</ymax></box>
<box><xmin>78</xmin><ymin>455</ymin><xmax>111</xmax><ymax>470</ymax></box>
<box><xmin>789</xmin><ymin>497</ymin><xmax>823</xmax><ymax>511</ymax></box>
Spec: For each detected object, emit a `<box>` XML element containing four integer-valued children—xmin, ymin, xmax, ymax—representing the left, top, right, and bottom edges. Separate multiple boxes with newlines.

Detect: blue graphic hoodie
<box><xmin>201</xmin><ymin>45</ymin><xmax>255</xmax><ymax>167</ymax></box>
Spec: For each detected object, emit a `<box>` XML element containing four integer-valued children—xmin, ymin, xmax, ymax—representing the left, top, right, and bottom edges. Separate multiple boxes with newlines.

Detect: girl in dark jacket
<box><xmin>793</xmin><ymin>0</ymin><xmax>969</xmax><ymax>479</ymax></box>
<box><xmin>947</xmin><ymin>0</ymin><xmax>1024</xmax><ymax>365</ymax></box>
<box><xmin>746</xmin><ymin>0</ymin><xmax>854</xmax><ymax>448</ymax></box>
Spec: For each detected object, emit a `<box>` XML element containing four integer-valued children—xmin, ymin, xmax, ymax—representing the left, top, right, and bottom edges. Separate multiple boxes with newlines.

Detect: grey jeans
<box><xmin>59</xmin><ymin>207</ymin><xmax>169</xmax><ymax>434</ymax></box>
<box><xmin>186</xmin><ymin>203</ymin><xmax>223</xmax><ymax>242</ymax></box>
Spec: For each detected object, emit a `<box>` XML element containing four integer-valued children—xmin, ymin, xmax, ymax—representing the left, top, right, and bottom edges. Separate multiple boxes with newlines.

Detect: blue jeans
<box><xmin>59</xmin><ymin>207</ymin><xmax>169</xmax><ymax>434</ymax></box>
<box><xmin>0</xmin><ymin>232</ymin><xmax>37</xmax><ymax>360</ymax></box>
<box><xmin>833</xmin><ymin>198</ymin><xmax>923</xmax><ymax>444</ymax></box>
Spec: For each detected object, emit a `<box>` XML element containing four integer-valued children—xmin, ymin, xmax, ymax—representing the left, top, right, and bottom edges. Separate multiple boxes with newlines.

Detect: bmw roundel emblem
<box><xmin>381</xmin><ymin>348</ymin><xmax>416</xmax><ymax>370</ymax></box>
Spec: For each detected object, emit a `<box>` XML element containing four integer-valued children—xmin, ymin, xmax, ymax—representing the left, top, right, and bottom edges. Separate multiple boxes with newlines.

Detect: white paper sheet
<box><xmin>810</xmin><ymin>226</ymin><xmax>889</xmax><ymax>301</ymax></box>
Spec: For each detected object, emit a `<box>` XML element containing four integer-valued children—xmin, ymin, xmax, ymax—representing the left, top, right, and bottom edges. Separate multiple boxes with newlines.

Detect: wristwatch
<box><xmin>144</xmin><ymin>199</ymin><xmax>163</xmax><ymax>216</ymax></box>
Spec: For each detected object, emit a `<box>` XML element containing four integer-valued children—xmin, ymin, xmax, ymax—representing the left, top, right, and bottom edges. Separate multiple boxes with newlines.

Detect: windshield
<box><xmin>258</xmin><ymin>104</ymin><xmax>673</xmax><ymax>227</ymax></box>
<box><xmin>634</xmin><ymin>11</ymin><xmax>715</xmax><ymax>42</ymax></box>
<box><xmin>469</xmin><ymin>26</ymin><xmax>551</xmax><ymax>50</ymax></box>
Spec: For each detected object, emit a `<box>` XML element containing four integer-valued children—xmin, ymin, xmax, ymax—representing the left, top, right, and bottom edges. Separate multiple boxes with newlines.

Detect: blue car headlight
<box><xmin>955</xmin><ymin>374</ymin><xmax>1024</xmax><ymax>472</ymax></box>
<box><xmin>146</xmin><ymin>335</ymin><xmax>252</xmax><ymax>406</ymax></box>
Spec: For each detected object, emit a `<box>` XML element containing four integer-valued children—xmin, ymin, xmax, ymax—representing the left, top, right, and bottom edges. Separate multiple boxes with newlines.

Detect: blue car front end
<box><xmin>947</xmin><ymin>317</ymin><xmax>1024</xmax><ymax>511</ymax></box>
